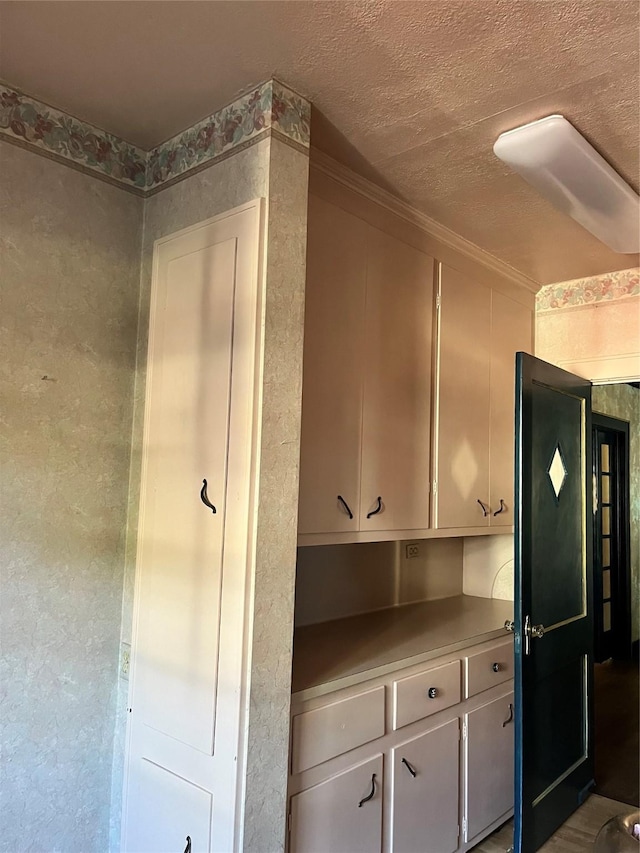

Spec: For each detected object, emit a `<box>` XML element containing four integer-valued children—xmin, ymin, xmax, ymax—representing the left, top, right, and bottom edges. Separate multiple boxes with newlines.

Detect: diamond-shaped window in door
<box><xmin>548</xmin><ymin>444</ymin><xmax>567</xmax><ymax>500</ymax></box>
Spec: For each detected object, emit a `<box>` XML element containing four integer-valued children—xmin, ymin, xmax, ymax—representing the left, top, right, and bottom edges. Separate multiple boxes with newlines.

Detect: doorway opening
<box><xmin>591</xmin><ymin>386</ymin><xmax>639</xmax><ymax>809</ymax></box>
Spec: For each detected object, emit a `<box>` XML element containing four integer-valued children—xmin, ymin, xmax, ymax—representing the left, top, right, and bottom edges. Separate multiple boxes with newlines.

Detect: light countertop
<box><xmin>291</xmin><ymin>595</ymin><xmax>513</xmax><ymax>700</ymax></box>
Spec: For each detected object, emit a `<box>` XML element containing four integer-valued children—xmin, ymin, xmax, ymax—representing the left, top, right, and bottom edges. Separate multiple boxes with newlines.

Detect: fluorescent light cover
<box><xmin>494</xmin><ymin>115</ymin><xmax>639</xmax><ymax>254</ymax></box>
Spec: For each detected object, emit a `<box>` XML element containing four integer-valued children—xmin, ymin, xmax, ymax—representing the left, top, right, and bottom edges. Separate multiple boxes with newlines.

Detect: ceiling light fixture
<box><xmin>493</xmin><ymin>115</ymin><xmax>639</xmax><ymax>254</ymax></box>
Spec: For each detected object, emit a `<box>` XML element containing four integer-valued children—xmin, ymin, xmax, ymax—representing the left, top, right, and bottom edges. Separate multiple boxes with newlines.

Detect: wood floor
<box><xmin>594</xmin><ymin>659</ymin><xmax>640</xmax><ymax>806</ymax></box>
<box><xmin>473</xmin><ymin>794</ymin><xmax>636</xmax><ymax>852</ymax></box>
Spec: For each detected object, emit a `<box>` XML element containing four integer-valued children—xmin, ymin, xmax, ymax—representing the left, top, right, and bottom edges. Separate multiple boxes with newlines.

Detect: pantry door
<box><xmin>122</xmin><ymin>202</ymin><xmax>263</xmax><ymax>853</ymax></box>
<box><xmin>514</xmin><ymin>353</ymin><xmax>594</xmax><ymax>853</ymax></box>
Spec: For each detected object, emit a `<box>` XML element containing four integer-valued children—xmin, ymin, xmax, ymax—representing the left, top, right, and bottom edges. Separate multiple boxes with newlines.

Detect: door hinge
<box><xmin>462</xmin><ymin>722</ymin><xmax>467</xmax><ymax>740</ymax></box>
<box><xmin>436</xmin><ymin>294</ymin><xmax>441</xmax><ymax>310</ymax></box>
<box><xmin>462</xmin><ymin>816</ymin><xmax>467</xmax><ymax>837</ymax></box>
<box><xmin>287</xmin><ymin>811</ymin><xmax>292</xmax><ymax>835</ymax></box>
<box><xmin>432</xmin><ymin>480</ymin><xmax>437</xmax><ymax>495</ymax></box>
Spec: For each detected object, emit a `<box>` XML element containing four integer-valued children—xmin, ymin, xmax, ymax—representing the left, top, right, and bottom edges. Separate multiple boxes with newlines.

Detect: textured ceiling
<box><xmin>1</xmin><ymin>0</ymin><xmax>638</xmax><ymax>285</ymax></box>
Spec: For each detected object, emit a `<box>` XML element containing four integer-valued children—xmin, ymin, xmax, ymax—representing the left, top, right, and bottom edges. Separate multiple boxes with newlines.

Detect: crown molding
<box><xmin>310</xmin><ymin>147</ymin><xmax>541</xmax><ymax>295</ymax></box>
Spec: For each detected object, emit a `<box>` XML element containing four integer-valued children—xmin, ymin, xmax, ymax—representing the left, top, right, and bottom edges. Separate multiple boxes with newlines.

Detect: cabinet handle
<box><xmin>428</xmin><ymin>687</ymin><xmax>438</xmax><ymax>699</ymax></box>
<box><xmin>493</xmin><ymin>499</ymin><xmax>506</xmax><ymax>516</ymax></box>
<box><xmin>492</xmin><ymin>662</ymin><xmax>501</xmax><ymax>673</ymax></box>
<box><xmin>184</xmin><ymin>837</ymin><xmax>192</xmax><ymax>853</ymax></box>
<box><xmin>366</xmin><ymin>496</ymin><xmax>383</xmax><ymax>519</ymax></box>
<box><xmin>200</xmin><ymin>479</ymin><xmax>217</xmax><ymax>514</ymax></box>
<box><xmin>477</xmin><ymin>499</ymin><xmax>489</xmax><ymax>517</ymax></box>
<box><xmin>502</xmin><ymin>703</ymin><xmax>514</xmax><ymax>727</ymax></box>
<box><xmin>401</xmin><ymin>758</ymin><xmax>417</xmax><ymax>778</ymax></box>
<box><xmin>358</xmin><ymin>773</ymin><xmax>376</xmax><ymax>807</ymax></box>
<box><xmin>337</xmin><ymin>495</ymin><xmax>354</xmax><ymax>519</ymax></box>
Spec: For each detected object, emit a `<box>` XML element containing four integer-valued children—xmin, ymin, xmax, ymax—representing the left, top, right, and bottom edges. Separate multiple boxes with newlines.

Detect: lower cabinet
<box><xmin>288</xmin><ymin>639</ymin><xmax>514</xmax><ymax>853</ymax></box>
<box><xmin>390</xmin><ymin>719</ymin><xmax>460</xmax><ymax>853</ymax></box>
<box><xmin>290</xmin><ymin>755</ymin><xmax>383</xmax><ymax>853</ymax></box>
<box><xmin>464</xmin><ymin>692</ymin><xmax>515</xmax><ymax>844</ymax></box>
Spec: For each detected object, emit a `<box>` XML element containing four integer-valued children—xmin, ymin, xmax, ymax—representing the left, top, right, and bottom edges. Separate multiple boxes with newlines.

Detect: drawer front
<box><xmin>393</xmin><ymin>660</ymin><xmax>461</xmax><ymax>730</ymax></box>
<box><xmin>291</xmin><ymin>686</ymin><xmax>385</xmax><ymax>774</ymax></box>
<box><xmin>465</xmin><ymin>639</ymin><xmax>514</xmax><ymax>698</ymax></box>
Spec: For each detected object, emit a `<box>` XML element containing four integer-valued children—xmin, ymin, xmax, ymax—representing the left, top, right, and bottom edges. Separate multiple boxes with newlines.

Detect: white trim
<box><xmin>310</xmin><ymin>148</ymin><xmax>540</xmax><ymax>296</ymax></box>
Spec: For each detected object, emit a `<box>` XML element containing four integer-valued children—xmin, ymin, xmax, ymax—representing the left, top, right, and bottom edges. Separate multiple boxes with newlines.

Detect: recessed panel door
<box><xmin>514</xmin><ymin>353</ymin><xmax>593</xmax><ymax>853</ymax></box>
<box><xmin>123</xmin><ymin>203</ymin><xmax>262</xmax><ymax>853</ymax></box>
<box><xmin>290</xmin><ymin>755</ymin><xmax>383</xmax><ymax>853</ymax></box>
<box><xmin>390</xmin><ymin>718</ymin><xmax>459</xmax><ymax>853</ymax></box>
<box><xmin>361</xmin><ymin>229</ymin><xmax>434</xmax><ymax>531</ymax></box>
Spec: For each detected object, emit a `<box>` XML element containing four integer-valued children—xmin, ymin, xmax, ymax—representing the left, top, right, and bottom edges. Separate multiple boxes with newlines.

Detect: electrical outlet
<box><xmin>120</xmin><ymin>643</ymin><xmax>131</xmax><ymax>680</ymax></box>
<box><xmin>405</xmin><ymin>543</ymin><xmax>420</xmax><ymax>559</ymax></box>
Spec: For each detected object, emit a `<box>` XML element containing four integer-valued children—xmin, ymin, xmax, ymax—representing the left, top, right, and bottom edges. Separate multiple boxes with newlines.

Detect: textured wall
<box><xmin>295</xmin><ymin>539</ymin><xmax>464</xmax><ymax>627</ymax></box>
<box><xmin>536</xmin><ymin>268</ymin><xmax>640</xmax><ymax>383</ymax></box>
<box><xmin>592</xmin><ymin>384</ymin><xmax>640</xmax><ymax>644</ymax></box>
<box><xmin>0</xmin><ymin>144</ymin><xmax>142</xmax><ymax>852</ymax></box>
<box><xmin>240</xmin><ymin>138</ymin><xmax>308</xmax><ymax>853</ymax></box>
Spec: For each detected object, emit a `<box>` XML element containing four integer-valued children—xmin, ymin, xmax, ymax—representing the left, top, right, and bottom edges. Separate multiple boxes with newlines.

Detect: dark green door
<box><xmin>514</xmin><ymin>353</ymin><xmax>594</xmax><ymax>852</ymax></box>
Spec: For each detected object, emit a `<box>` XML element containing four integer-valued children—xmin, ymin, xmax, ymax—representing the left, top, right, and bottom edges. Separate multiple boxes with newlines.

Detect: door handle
<box><xmin>524</xmin><ymin>614</ymin><xmax>545</xmax><ymax>655</ymax></box>
<box><xmin>200</xmin><ymin>479</ymin><xmax>216</xmax><ymax>514</ymax></box>
<box><xmin>358</xmin><ymin>773</ymin><xmax>376</xmax><ymax>807</ymax></box>
<box><xmin>184</xmin><ymin>837</ymin><xmax>191</xmax><ymax>853</ymax></box>
<box><xmin>502</xmin><ymin>703</ymin><xmax>514</xmax><ymax>727</ymax></box>
<box><xmin>366</xmin><ymin>496</ymin><xmax>383</xmax><ymax>519</ymax></box>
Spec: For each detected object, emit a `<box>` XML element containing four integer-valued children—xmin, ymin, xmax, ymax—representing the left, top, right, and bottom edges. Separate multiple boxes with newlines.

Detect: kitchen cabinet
<box><xmin>390</xmin><ymin>719</ymin><xmax>460</xmax><ymax>853</ymax></box>
<box><xmin>288</xmin><ymin>635</ymin><xmax>514</xmax><ymax>853</ymax></box>
<box><xmin>434</xmin><ymin>263</ymin><xmax>533</xmax><ymax>530</ymax></box>
<box><xmin>290</xmin><ymin>755</ymin><xmax>383</xmax><ymax>853</ymax></box>
<box><xmin>298</xmin><ymin>193</ymin><xmax>434</xmax><ymax>538</ymax></box>
<box><xmin>463</xmin><ymin>691</ymin><xmax>515</xmax><ymax>844</ymax></box>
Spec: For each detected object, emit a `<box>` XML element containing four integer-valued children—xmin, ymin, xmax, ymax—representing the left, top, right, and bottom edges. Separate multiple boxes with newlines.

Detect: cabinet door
<box><xmin>360</xmin><ymin>228</ymin><xmax>434</xmax><ymax>531</ymax></box>
<box><xmin>290</xmin><ymin>755</ymin><xmax>383</xmax><ymax>853</ymax></box>
<box><xmin>464</xmin><ymin>691</ymin><xmax>514</xmax><ymax>842</ymax></box>
<box><xmin>435</xmin><ymin>265</ymin><xmax>491</xmax><ymax>528</ymax></box>
<box><xmin>489</xmin><ymin>292</ymin><xmax>533</xmax><ymax>527</ymax></box>
<box><xmin>390</xmin><ymin>718</ymin><xmax>459</xmax><ymax>853</ymax></box>
<box><xmin>298</xmin><ymin>194</ymin><xmax>367</xmax><ymax>534</ymax></box>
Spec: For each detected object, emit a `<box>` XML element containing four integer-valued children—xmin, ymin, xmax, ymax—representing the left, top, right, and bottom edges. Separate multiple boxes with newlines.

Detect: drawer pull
<box><xmin>493</xmin><ymin>498</ymin><xmax>506</xmax><ymax>516</ymax></box>
<box><xmin>502</xmin><ymin>703</ymin><xmax>514</xmax><ymax>727</ymax></box>
<box><xmin>477</xmin><ymin>499</ymin><xmax>489</xmax><ymax>516</ymax></box>
<box><xmin>358</xmin><ymin>773</ymin><xmax>376</xmax><ymax>807</ymax></box>
<box><xmin>401</xmin><ymin>757</ymin><xmax>417</xmax><ymax>778</ymax></box>
<box><xmin>200</xmin><ymin>479</ymin><xmax>217</xmax><ymax>514</ymax></box>
<box><xmin>337</xmin><ymin>495</ymin><xmax>354</xmax><ymax>519</ymax></box>
<box><xmin>427</xmin><ymin>687</ymin><xmax>438</xmax><ymax>699</ymax></box>
<box><xmin>492</xmin><ymin>662</ymin><xmax>501</xmax><ymax>673</ymax></box>
<box><xmin>366</xmin><ymin>496</ymin><xmax>383</xmax><ymax>519</ymax></box>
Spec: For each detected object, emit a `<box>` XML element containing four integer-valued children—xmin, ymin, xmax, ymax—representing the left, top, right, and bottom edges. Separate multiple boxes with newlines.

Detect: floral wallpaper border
<box><xmin>536</xmin><ymin>268</ymin><xmax>640</xmax><ymax>311</ymax></box>
<box><xmin>0</xmin><ymin>79</ymin><xmax>310</xmax><ymax>194</ymax></box>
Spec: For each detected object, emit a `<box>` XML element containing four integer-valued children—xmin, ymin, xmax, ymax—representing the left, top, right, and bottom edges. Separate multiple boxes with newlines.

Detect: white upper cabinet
<box><xmin>360</xmin><ymin>228</ymin><xmax>434</xmax><ymax>531</ymax></box>
<box><xmin>298</xmin><ymin>195</ymin><xmax>367</xmax><ymax>535</ymax></box>
<box><xmin>434</xmin><ymin>265</ymin><xmax>492</xmax><ymax>530</ymax></box>
<box><xmin>298</xmin><ymin>193</ymin><xmax>434</xmax><ymax>539</ymax></box>
<box><xmin>434</xmin><ymin>264</ymin><xmax>533</xmax><ymax>530</ymax></box>
<box><xmin>489</xmin><ymin>291</ymin><xmax>534</xmax><ymax>527</ymax></box>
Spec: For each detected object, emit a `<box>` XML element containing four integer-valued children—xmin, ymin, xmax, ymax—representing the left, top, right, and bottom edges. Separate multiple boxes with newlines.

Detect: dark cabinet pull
<box><xmin>366</xmin><ymin>496</ymin><xmax>383</xmax><ymax>519</ymax></box>
<box><xmin>493</xmin><ymin>499</ymin><xmax>506</xmax><ymax>516</ymax></box>
<box><xmin>401</xmin><ymin>758</ymin><xmax>417</xmax><ymax>778</ymax></box>
<box><xmin>358</xmin><ymin>773</ymin><xmax>376</xmax><ymax>807</ymax></box>
<box><xmin>492</xmin><ymin>662</ymin><xmax>501</xmax><ymax>673</ymax></box>
<box><xmin>477</xmin><ymin>499</ymin><xmax>489</xmax><ymax>517</ymax></box>
<box><xmin>428</xmin><ymin>687</ymin><xmax>438</xmax><ymax>699</ymax></box>
<box><xmin>502</xmin><ymin>703</ymin><xmax>514</xmax><ymax>727</ymax></box>
<box><xmin>200</xmin><ymin>479</ymin><xmax>216</xmax><ymax>514</ymax></box>
<box><xmin>184</xmin><ymin>837</ymin><xmax>192</xmax><ymax>853</ymax></box>
<box><xmin>337</xmin><ymin>495</ymin><xmax>354</xmax><ymax>519</ymax></box>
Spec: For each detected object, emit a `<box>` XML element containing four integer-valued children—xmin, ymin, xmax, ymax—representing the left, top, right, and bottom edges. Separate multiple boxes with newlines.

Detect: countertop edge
<box><xmin>291</xmin><ymin>625</ymin><xmax>508</xmax><ymax>703</ymax></box>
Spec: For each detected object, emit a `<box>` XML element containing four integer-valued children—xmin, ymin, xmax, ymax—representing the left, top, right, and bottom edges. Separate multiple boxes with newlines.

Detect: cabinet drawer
<box><xmin>464</xmin><ymin>639</ymin><xmax>513</xmax><ymax>698</ymax></box>
<box><xmin>392</xmin><ymin>660</ymin><xmax>461</xmax><ymax>730</ymax></box>
<box><xmin>291</xmin><ymin>686</ymin><xmax>385</xmax><ymax>774</ymax></box>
